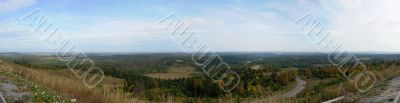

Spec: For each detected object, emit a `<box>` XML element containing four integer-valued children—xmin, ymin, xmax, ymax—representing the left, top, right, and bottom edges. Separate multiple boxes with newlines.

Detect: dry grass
<box><xmin>249</xmin><ymin>94</ymin><xmax>298</xmax><ymax>103</ymax></box>
<box><xmin>0</xmin><ymin>62</ymin><xmax>144</xmax><ymax>103</ymax></box>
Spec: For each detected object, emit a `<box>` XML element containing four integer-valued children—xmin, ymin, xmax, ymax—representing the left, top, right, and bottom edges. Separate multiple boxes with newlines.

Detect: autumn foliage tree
<box><xmin>306</xmin><ymin>68</ymin><xmax>313</xmax><ymax>79</ymax></box>
<box><xmin>287</xmin><ymin>69</ymin><xmax>298</xmax><ymax>82</ymax></box>
<box><xmin>278</xmin><ymin>72</ymin><xmax>289</xmax><ymax>85</ymax></box>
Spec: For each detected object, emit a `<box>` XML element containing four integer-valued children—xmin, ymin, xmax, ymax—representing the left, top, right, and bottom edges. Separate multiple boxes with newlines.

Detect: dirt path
<box><xmin>361</xmin><ymin>77</ymin><xmax>400</xmax><ymax>103</ymax></box>
<box><xmin>283</xmin><ymin>78</ymin><xmax>306</xmax><ymax>97</ymax></box>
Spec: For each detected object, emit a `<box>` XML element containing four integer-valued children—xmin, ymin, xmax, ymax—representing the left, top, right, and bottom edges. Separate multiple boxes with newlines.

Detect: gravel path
<box><xmin>361</xmin><ymin>77</ymin><xmax>400</xmax><ymax>103</ymax></box>
<box><xmin>283</xmin><ymin>78</ymin><xmax>306</xmax><ymax>97</ymax></box>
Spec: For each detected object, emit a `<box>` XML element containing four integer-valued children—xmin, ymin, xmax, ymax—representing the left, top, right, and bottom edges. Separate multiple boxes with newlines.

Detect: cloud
<box><xmin>0</xmin><ymin>19</ymin><xmax>29</xmax><ymax>38</ymax></box>
<box><xmin>0</xmin><ymin>0</ymin><xmax>36</xmax><ymax>13</ymax></box>
<box><xmin>1</xmin><ymin>0</ymin><xmax>399</xmax><ymax>52</ymax></box>
<box><xmin>0</xmin><ymin>18</ymin><xmax>49</xmax><ymax>52</ymax></box>
<box><xmin>169</xmin><ymin>3</ymin><xmax>317</xmax><ymax>52</ymax></box>
<box><xmin>54</xmin><ymin>19</ymin><xmax>177</xmax><ymax>52</ymax></box>
<box><xmin>316</xmin><ymin>0</ymin><xmax>400</xmax><ymax>52</ymax></box>
<box><xmin>261</xmin><ymin>0</ymin><xmax>400</xmax><ymax>52</ymax></box>
<box><xmin>68</xmin><ymin>19</ymin><xmax>167</xmax><ymax>42</ymax></box>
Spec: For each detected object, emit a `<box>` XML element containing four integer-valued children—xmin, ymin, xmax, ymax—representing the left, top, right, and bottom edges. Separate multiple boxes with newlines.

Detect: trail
<box><xmin>362</xmin><ymin>77</ymin><xmax>400</xmax><ymax>103</ymax></box>
<box><xmin>249</xmin><ymin>78</ymin><xmax>307</xmax><ymax>103</ymax></box>
<box><xmin>283</xmin><ymin>78</ymin><xmax>306</xmax><ymax>97</ymax></box>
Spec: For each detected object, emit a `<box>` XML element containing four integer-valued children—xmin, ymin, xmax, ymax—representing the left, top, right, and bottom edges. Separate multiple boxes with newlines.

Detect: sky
<box><xmin>0</xmin><ymin>0</ymin><xmax>399</xmax><ymax>53</ymax></box>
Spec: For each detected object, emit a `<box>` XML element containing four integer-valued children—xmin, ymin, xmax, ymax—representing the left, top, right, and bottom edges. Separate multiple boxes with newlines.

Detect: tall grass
<box><xmin>0</xmin><ymin>62</ymin><xmax>143</xmax><ymax>103</ymax></box>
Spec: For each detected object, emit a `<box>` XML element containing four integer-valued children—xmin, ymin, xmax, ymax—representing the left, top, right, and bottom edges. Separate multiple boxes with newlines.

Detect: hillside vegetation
<box><xmin>0</xmin><ymin>53</ymin><xmax>400</xmax><ymax>102</ymax></box>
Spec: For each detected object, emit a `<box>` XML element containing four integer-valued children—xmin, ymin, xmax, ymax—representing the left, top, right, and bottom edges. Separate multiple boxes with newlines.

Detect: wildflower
<box><xmin>71</xmin><ymin>99</ymin><xmax>77</xmax><ymax>102</ymax></box>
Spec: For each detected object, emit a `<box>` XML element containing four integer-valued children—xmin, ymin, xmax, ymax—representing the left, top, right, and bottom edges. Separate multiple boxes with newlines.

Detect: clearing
<box><xmin>145</xmin><ymin>66</ymin><xmax>195</xmax><ymax>79</ymax></box>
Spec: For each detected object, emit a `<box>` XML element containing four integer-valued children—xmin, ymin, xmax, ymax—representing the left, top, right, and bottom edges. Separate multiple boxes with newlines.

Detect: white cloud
<box><xmin>60</xmin><ymin>19</ymin><xmax>172</xmax><ymax>52</ymax></box>
<box><xmin>318</xmin><ymin>0</ymin><xmax>400</xmax><ymax>52</ymax></box>
<box><xmin>2</xmin><ymin>0</ymin><xmax>399</xmax><ymax>52</ymax></box>
<box><xmin>172</xmin><ymin>5</ymin><xmax>317</xmax><ymax>52</ymax></box>
<box><xmin>185</xmin><ymin>17</ymin><xmax>224</xmax><ymax>26</ymax></box>
<box><xmin>0</xmin><ymin>0</ymin><xmax>35</xmax><ymax>13</ymax></box>
<box><xmin>69</xmin><ymin>20</ymin><xmax>167</xmax><ymax>42</ymax></box>
<box><xmin>0</xmin><ymin>18</ymin><xmax>49</xmax><ymax>52</ymax></box>
<box><xmin>0</xmin><ymin>19</ymin><xmax>29</xmax><ymax>38</ymax></box>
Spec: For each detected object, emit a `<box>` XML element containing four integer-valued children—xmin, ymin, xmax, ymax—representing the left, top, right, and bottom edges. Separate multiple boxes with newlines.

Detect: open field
<box><xmin>145</xmin><ymin>66</ymin><xmax>195</xmax><ymax>80</ymax></box>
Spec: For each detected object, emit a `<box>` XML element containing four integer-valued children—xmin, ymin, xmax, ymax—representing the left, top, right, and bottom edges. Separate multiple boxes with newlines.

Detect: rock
<box><xmin>71</xmin><ymin>98</ymin><xmax>77</xmax><ymax>102</ymax></box>
<box><xmin>0</xmin><ymin>83</ymin><xmax>32</xmax><ymax>103</ymax></box>
<box><xmin>12</xmin><ymin>93</ymin><xmax>32</xmax><ymax>103</ymax></box>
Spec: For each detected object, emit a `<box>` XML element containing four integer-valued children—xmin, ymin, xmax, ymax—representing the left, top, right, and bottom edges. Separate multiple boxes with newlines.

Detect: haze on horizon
<box><xmin>1</xmin><ymin>0</ymin><xmax>400</xmax><ymax>53</ymax></box>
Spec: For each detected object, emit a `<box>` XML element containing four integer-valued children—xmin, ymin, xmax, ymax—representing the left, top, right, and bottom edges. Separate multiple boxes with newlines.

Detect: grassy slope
<box><xmin>0</xmin><ymin>61</ymin><xmax>144</xmax><ymax>103</ymax></box>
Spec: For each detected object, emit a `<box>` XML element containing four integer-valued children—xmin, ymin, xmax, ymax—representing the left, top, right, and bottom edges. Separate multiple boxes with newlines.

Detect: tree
<box><xmin>287</xmin><ymin>70</ymin><xmax>298</xmax><ymax>82</ymax></box>
<box><xmin>192</xmin><ymin>79</ymin><xmax>204</xmax><ymax>96</ymax></box>
<box><xmin>271</xmin><ymin>71</ymin><xmax>278</xmax><ymax>81</ymax></box>
<box><xmin>235</xmin><ymin>83</ymin><xmax>245</xmax><ymax>95</ymax></box>
<box><xmin>306</xmin><ymin>68</ymin><xmax>313</xmax><ymax>79</ymax></box>
<box><xmin>278</xmin><ymin>72</ymin><xmax>289</xmax><ymax>85</ymax></box>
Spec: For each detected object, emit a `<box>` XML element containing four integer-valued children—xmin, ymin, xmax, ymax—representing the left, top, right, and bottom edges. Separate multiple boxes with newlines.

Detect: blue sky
<box><xmin>0</xmin><ymin>0</ymin><xmax>400</xmax><ymax>52</ymax></box>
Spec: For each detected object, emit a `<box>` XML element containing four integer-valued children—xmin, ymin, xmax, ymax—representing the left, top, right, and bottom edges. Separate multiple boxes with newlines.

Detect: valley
<box><xmin>0</xmin><ymin>53</ymin><xmax>399</xmax><ymax>102</ymax></box>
